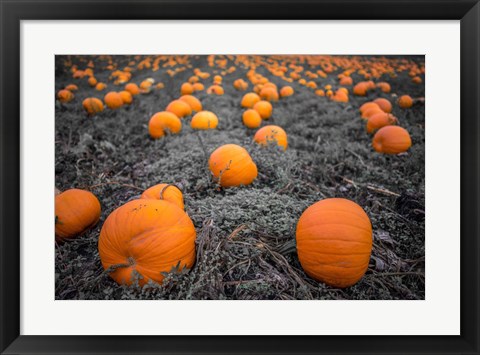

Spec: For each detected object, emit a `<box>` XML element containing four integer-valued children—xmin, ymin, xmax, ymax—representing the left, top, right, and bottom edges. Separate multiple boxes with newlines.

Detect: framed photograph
<box><xmin>1</xmin><ymin>0</ymin><xmax>479</xmax><ymax>354</ymax></box>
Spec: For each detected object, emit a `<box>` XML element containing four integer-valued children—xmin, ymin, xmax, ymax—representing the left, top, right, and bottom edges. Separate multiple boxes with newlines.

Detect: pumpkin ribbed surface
<box><xmin>141</xmin><ymin>183</ymin><xmax>184</xmax><ymax>210</ymax></box>
<box><xmin>209</xmin><ymin>144</ymin><xmax>257</xmax><ymax>188</ymax></box>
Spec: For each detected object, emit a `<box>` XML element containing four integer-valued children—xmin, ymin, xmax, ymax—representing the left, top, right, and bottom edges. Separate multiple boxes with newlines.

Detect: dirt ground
<box><xmin>55</xmin><ymin>55</ymin><xmax>425</xmax><ymax>300</ymax></box>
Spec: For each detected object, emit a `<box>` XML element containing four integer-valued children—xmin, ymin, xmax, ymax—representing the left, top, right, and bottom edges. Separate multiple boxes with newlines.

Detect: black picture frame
<box><xmin>1</xmin><ymin>1</ymin><xmax>479</xmax><ymax>354</ymax></box>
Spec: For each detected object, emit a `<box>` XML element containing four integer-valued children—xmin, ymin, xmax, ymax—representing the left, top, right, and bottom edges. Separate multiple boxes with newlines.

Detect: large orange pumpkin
<box><xmin>191</xmin><ymin>111</ymin><xmax>218</xmax><ymax>130</ymax></box>
<box><xmin>141</xmin><ymin>183</ymin><xmax>184</xmax><ymax>210</ymax></box>
<box><xmin>148</xmin><ymin>111</ymin><xmax>182</xmax><ymax>139</ymax></box>
<box><xmin>55</xmin><ymin>189</ymin><xmax>101</xmax><ymax>241</ymax></box>
<box><xmin>296</xmin><ymin>198</ymin><xmax>372</xmax><ymax>288</ymax></box>
<box><xmin>253</xmin><ymin>125</ymin><xmax>288</xmax><ymax>150</ymax></box>
<box><xmin>98</xmin><ymin>199</ymin><xmax>196</xmax><ymax>286</ymax></box>
<box><xmin>82</xmin><ymin>97</ymin><xmax>104</xmax><ymax>116</ymax></box>
<box><xmin>372</xmin><ymin>126</ymin><xmax>412</xmax><ymax>154</ymax></box>
<box><xmin>209</xmin><ymin>144</ymin><xmax>257</xmax><ymax>188</ymax></box>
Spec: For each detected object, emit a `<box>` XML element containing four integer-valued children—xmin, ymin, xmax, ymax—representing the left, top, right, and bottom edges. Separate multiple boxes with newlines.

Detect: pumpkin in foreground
<box><xmin>141</xmin><ymin>183</ymin><xmax>184</xmax><ymax>210</ymax></box>
<box><xmin>372</xmin><ymin>126</ymin><xmax>412</xmax><ymax>154</ymax></box>
<box><xmin>254</xmin><ymin>125</ymin><xmax>288</xmax><ymax>150</ymax></box>
<box><xmin>296</xmin><ymin>198</ymin><xmax>373</xmax><ymax>288</ymax></box>
<box><xmin>98</xmin><ymin>199</ymin><xmax>196</xmax><ymax>286</ymax></box>
<box><xmin>209</xmin><ymin>144</ymin><xmax>257</xmax><ymax>188</ymax></box>
<box><xmin>55</xmin><ymin>189</ymin><xmax>101</xmax><ymax>241</ymax></box>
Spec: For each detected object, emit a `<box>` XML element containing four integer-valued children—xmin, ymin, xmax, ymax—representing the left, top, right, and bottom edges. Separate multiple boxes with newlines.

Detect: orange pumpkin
<box><xmin>279</xmin><ymin>86</ymin><xmax>294</xmax><ymax>97</ymax></box>
<box><xmin>193</xmin><ymin>82</ymin><xmax>205</xmax><ymax>91</ymax></box>
<box><xmin>296</xmin><ymin>198</ymin><xmax>372</xmax><ymax>288</ymax></box>
<box><xmin>361</xmin><ymin>106</ymin><xmax>384</xmax><ymax>120</ymax></box>
<box><xmin>179</xmin><ymin>95</ymin><xmax>202</xmax><ymax>112</ymax></box>
<box><xmin>209</xmin><ymin>144</ymin><xmax>257</xmax><ymax>188</ymax></box>
<box><xmin>398</xmin><ymin>95</ymin><xmax>413</xmax><ymax>109</ymax></box>
<box><xmin>65</xmin><ymin>84</ymin><xmax>78</xmax><ymax>92</ymax></box>
<box><xmin>191</xmin><ymin>111</ymin><xmax>219</xmax><ymax>130</ymax></box>
<box><xmin>124</xmin><ymin>83</ymin><xmax>140</xmax><ymax>96</ymax></box>
<box><xmin>359</xmin><ymin>102</ymin><xmax>380</xmax><ymax>114</ymax></box>
<box><xmin>98</xmin><ymin>199</ymin><xmax>196</xmax><ymax>286</ymax></box>
<box><xmin>119</xmin><ymin>90</ymin><xmax>133</xmax><ymax>105</ymax></box>
<box><xmin>376</xmin><ymin>82</ymin><xmax>391</xmax><ymax>93</ymax></box>
<box><xmin>254</xmin><ymin>125</ymin><xmax>288</xmax><ymax>150</ymax></box>
<box><xmin>141</xmin><ymin>183</ymin><xmax>184</xmax><ymax>210</ymax></box>
<box><xmin>372</xmin><ymin>126</ymin><xmax>412</xmax><ymax>154</ymax></box>
<box><xmin>88</xmin><ymin>76</ymin><xmax>98</xmax><ymax>87</ymax></box>
<box><xmin>82</xmin><ymin>97</ymin><xmax>104</xmax><ymax>115</ymax></box>
<box><xmin>55</xmin><ymin>189</ymin><xmax>101</xmax><ymax>241</ymax></box>
<box><xmin>95</xmin><ymin>82</ymin><xmax>107</xmax><ymax>91</ymax></box>
<box><xmin>353</xmin><ymin>82</ymin><xmax>368</xmax><ymax>96</ymax></box>
<box><xmin>180</xmin><ymin>82</ymin><xmax>194</xmax><ymax>95</ymax></box>
<box><xmin>148</xmin><ymin>111</ymin><xmax>182</xmax><ymax>139</ymax></box>
<box><xmin>57</xmin><ymin>89</ymin><xmax>74</xmax><ymax>103</ymax></box>
<box><xmin>373</xmin><ymin>98</ymin><xmax>392</xmax><ymax>113</ymax></box>
<box><xmin>104</xmin><ymin>92</ymin><xmax>123</xmax><ymax>109</ymax></box>
<box><xmin>259</xmin><ymin>86</ymin><xmax>279</xmax><ymax>101</ymax></box>
<box><xmin>242</xmin><ymin>109</ymin><xmax>262</xmax><ymax>129</ymax></box>
<box><xmin>206</xmin><ymin>85</ymin><xmax>224</xmax><ymax>95</ymax></box>
<box><xmin>253</xmin><ymin>100</ymin><xmax>273</xmax><ymax>119</ymax></box>
<box><xmin>366</xmin><ymin>112</ymin><xmax>397</xmax><ymax>133</ymax></box>
<box><xmin>241</xmin><ymin>93</ymin><xmax>261</xmax><ymax>108</ymax></box>
<box><xmin>166</xmin><ymin>100</ymin><xmax>192</xmax><ymax>118</ymax></box>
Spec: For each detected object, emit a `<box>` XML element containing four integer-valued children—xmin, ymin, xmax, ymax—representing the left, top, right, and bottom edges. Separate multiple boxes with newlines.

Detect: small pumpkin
<box><xmin>372</xmin><ymin>126</ymin><xmax>412</xmax><ymax>154</ymax></box>
<box><xmin>359</xmin><ymin>102</ymin><xmax>380</xmax><ymax>114</ymax></box>
<box><xmin>166</xmin><ymin>100</ymin><xmax>192</xmax><ymax>118</ymax></box>
<box><xmin>119</xmin><ymin>90</ymin><xmax>133</xmax><ymax>105</ymax></box>
<box><xmin>361</xmin><ymin>106</ymin><xmax>384</xmax><ymax>120</ymax></box>
<box><xmin>179</xmin><ymin>95</ymin><xmax>202</xmax><ymax>112</ymax></box>
<box><xmin>373</xmin><ymin>98</ymin><xmax>392</xmax><ymax>113</ymax></box>
<box><xmin>124</xmin><ymin>83</ymin><xmax>140</xmax><ymax>96</ymax></box>
<box><xmin>259</xmin><ymin>86</ymin><xmax>279</xmax><ymax>102</ymax></box>
<box><xmin>209</xmin><ymin>144</ymin><xmax>257</xmax><ymax>188</ymax></box>
<box><xmin>104</xmin><ymin>92</ymin><xmax>123</xmax><ymax>109</ymax></box>
<box><xmin>279</xmin><ymin>86</ymin><xmax>294</xmax><ymax>97</ymax></box>
<box><xmin>193</xmin><ymin>82</ymin><xmax>205</xmax><ymax>91</ymax></box>
<box><xmin>254</xmin><ymin>125</ymin><xmax>288</xmax><ymax>150</ymax></box>
<box><xmin>141</xmin><ymin>183</ymin><xmax>184</xmax><ymax>210</ymax></box>
<box><xmin>241</xmin><ymin>93</ymin><xmax>261</xmax><ymax>108</ymax></box>
<box><xmin>98</xmin><ymin>199</ymin><xmax>196</xmax><ymax>286</ymax></box>
<box><xmin>88</xmin><ymin>76</ymin><xmax>98</xmax><ymax>87</ymax></box>
<box><xmin>366</xmin><ymin>112</ymin><xmax>397</xmax><ymax>133</ymax></box>
<box><xmin>57</xmin><ymin>89</ymin><xmax>74</xmax><ymax>103</ymax></box>
<box><xmin>398</xmin><ymin>95</ymin><xmax>413</xmax><ymax>109</ymax></box>
<box><xmin>191</xmin><ymin>111</ymin><xmax>219</xmax><ymax>130</ymax></box>
<box><xmin>148</xmin><ymin>111</ymin><xmax>182</xmax><ymax>139</ymax></box>
<box><xmin>55</xmin><ymin>189</ymin><xmax>101</xmax><ymax>241</ymax></box>
<box><xmin>253</xmin><ymin>100</ymin><xmax>273</xmax><ymax>119</ymax></box>
<box><xmin>95</xmin><ymin>82</ymin><xmax>107</xmax><ymax>91</ymax></box>
<box><xmin>296</xmin><ymin>198</ymin><xmax>373</xmax><ymax>288</ymax></box>
<box><xmin>180</xmin><ymin>82</ymin><xmax>194</xmax><ymax>95</ymax></box>
<box><xmin>82</xmin><ymin>97</ymin><xmax>104</xmax><ymax>115</ymax></box>
<box><xmin>242</xmin><ymin>109</ymin><xmax>262</xmax><ymax>129</ymax></box>
<box><xmin>65</xmin><ymin>84</ymin><xmax>78</xmax><ymax>92</ymax></box>
<box><xmin>206</xmin><ymin>85</ymin><xmax>224</xmax><ymax>95</ymax></box>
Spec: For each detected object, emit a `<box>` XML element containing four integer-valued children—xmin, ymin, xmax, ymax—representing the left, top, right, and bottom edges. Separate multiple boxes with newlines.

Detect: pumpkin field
<box><xmin>55</xmin><ymin>55</ymin><xmax>425</xmax><ymax>300</ymax></box>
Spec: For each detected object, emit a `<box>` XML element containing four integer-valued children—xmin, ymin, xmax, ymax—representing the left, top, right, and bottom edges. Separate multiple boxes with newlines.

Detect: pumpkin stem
<box><xmin>159</xmin><ymin>183</ymin><xmax>183</xmax><ymax>200</ymax></box>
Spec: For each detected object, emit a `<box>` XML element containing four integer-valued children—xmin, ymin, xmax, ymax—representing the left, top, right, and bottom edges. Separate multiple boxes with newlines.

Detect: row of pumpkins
<box><xmin>56</xmin><ymin>184</ymin><xmax>372</xmax><ymax>289</ymax></box>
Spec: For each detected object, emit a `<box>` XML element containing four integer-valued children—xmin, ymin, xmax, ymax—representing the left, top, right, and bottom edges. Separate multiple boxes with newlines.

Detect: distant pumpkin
<box><xmin>179</xmin><ymin>95</ymin><xmax>202</xmax><ymax>112</ymax></box>
<box><xmin>98</xmin><ymin>199</ymin><xmax>196</xmax><ymax>286</ymax></box>
<box><xmin>82</xmin><ymin>97</ymin><xmax>104</xmax><ymax>115</ymax></box>
<box><xmin>259</xmin><ymin>86</ymin><xmax>279</xmax><ymax>102</ymax></box>
<box><xmin>55</xmin><ymin>189</ymin><xmax>101</xmax><ymax>241</ymax></box>
<box><xmin>180</xmin><ymin>82</ymin><xmax>194</xmax><ymax>95</ymax></box>
<box><xmin>119</xmin><ymin>91</ymin><xmax>133</xmax><ymax>105</ymax></box>
<box><xmin>296</xmin><ymin>198</ymin><xmax>372</xmax><ymax>288</ymax></box>
<box><xmin>279</xmin><ymin>86</ymin><xmax>294</xmax><ymax>97</ymax></box>
<box><xmin>242</xmin><ymin>109</ymin><xmax>262</xmax><ymax>129</ymax></box>
<box><xmin>148</xmin><ymin>111</ymin><xmax>182</xmax><ymax>139</ymax></box>
<box><xmin>253</xmin><ymin>100</ymin><xmax>273</xmax><ymax>119</ymax></box>
<box><xmin>57</xmin><ymin>89</ymin><xmax>74</xmax><ymax>103</ymax></box>
<box><xmin>124</xmin><ymin>83</ymin><xmax>140</xmax><ymax>96</ymax></box>
<box><xmin>254</xmin><ymin>125</ymin><xmax>288</xmax><ymax>150</ymax></box>
<box><xmin>366</xmin><ymin>112</ymin><xmax>397</xmax><ymax>133</ymax></box>
<box><xmin>166</xmin><ymin>100</ymin><xmax>192</xmax><ymax>118</ymax></box>
<box><xmin>95</xmin><ymin>82</ymin><xmax>107</xmax><ymax>91</ymax></box>
<box><xmin>372</xmin><ymin>126</ymin><xmax>412</xmax><ymax>154</ymax></box>
<box><xmin>209</xmin><ymin>144</ymin><xmax>257</xmax><ymax>188</ymax></box>
<box><xmin>373</xmin><ymin>98</ymin><xmax>392</xmax><ymax>113</ymax></box>
<box><xmin>191</xmin><ymin>111</ymin><xmax>219</xmax><ymax>130</ymax></box>
<box><xmin>141</xmin><ymin>183</ymin><xmax>184</xmax><ymax>210</ymax></box>
<box><xmin>88</xmin><ymin>76</ymin><xmax>98</xmax><ymax>87</ymax></box>
<box><xmin>398</xmin><ymin>95</ymin><xmax>413</xmax><ymax>109</ymax></box>
<box><xmin>206</xmin><ymin>85</ymin><xmax>224</xmax><ymax>95</ymax></box>
<box><xmin>104</xmin><ymin>92</ymin><xmax>123</xmax><ymax>109</ymax></box>
<box><xmin>241</xmin><ymin>93</ymin><xmax>261</xmax><ymax>108</ymax></box>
